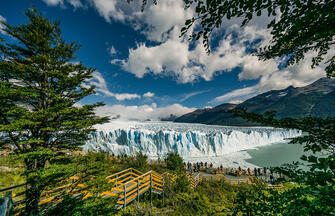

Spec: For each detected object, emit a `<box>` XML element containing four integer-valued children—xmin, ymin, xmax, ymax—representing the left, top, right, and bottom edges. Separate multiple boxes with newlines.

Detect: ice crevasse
<box><xmin>82</xmin><ymin>121</ymin><xmax>302</xmax><ymax>158</ymax></box>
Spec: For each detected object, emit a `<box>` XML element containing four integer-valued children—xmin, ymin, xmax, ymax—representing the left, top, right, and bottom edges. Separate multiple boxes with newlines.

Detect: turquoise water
<box><xmin>245</xmin><ymin>142</ymin><xmax>306</xmax><ymax>167</ymax></box>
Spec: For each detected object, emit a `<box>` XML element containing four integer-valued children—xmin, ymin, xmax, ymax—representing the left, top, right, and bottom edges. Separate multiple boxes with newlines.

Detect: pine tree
<box><xmin>0</xmin><ymin>9</ymin><xmax>108</xmax><ymax>214</ymax></box>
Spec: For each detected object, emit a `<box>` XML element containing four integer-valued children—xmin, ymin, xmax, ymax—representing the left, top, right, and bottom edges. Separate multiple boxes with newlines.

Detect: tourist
<box><xmin>270</xmin><ymin>174</ymin><xmax>274</xmax><ymax>183</ymax></box>
<box><xmin>254</xmin><ymin>167</ymin><xmax>257</xmax><ymax>176</ymax></box>
<box><xmin>247</xmin><ymin>167</ymin><xmax>251</xmax><ymax>175</ymax></box>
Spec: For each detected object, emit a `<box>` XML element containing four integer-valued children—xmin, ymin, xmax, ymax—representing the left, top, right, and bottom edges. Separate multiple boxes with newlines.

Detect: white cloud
<box><xmin>42</xmin><ymin>0</ymin><xmax>64</xmax><ymax>6</ymax></box>
<box><xmin>113</xmin><ymin>93</ymin><xmax>140</xmax><ymax>100</ymax></box>
<box><xmin>114</xmin><ymin>23</ymin><xmax>276</xmax><ymax>84</ymax></box>
<box><xmin>109</xmin><ymin>45</ymin><xmax>117</xmax><ymax>56</ymax></box>
<box><xmin>42</xmin><ymin>0</ymin><xmax>84</xmax><ymax>8</ymax></box>
<box><xmin>95</xmin><ymin>103</ymin><xmax>195</xmax><ymax>121</ymax></box>
<box><xmin>180</xmin><ymin>91</ymin><xmax>207</xmax><ymax>102</ymax></box>
<box><xmin>143</xmin><ymin>92</ymin><xmax>155</xmax><ymax>98</ymax></box>
<box><xmin>228</xmin><ymin>100</ymin><xmax>244</xmax><ymax>105</ymax></box>
<box><xmin>85</xmin><ymin>71</ymin><xmax>141</xmax><ymax>100</ymax></box>
<box><xmin>41</xmin><ymin>0</ymin><xmax>279</xmax><ymax>85</ymax></box>
<box><xmin>0</xmin><ymin>15</ymin><xmax>7</xmax><ymax>35</ymax></box>
<box><xmin>89</xmin><ymin>0</ymin><xmax>135</xmax><ymax>23</ymax></box>
<box><xmin>68</xmin><ymin>0</ymin><xmax>83</xmax><ymax>8</ymax></box>
<box><xmin>139</xmin><ymin>0</ymin><xmax>193</xmax><ymax>42</ymax></box>
<box><xmin>114</xmin><ymin>40</ymin><xmax>191</xmax><ymax>83</ymax></box>
<box><xmin>41</xmin><ymin>0</ymin><xmax>331</xmax><ymax>105</ymax></box>
<box><xmin>213</xmin><ymin>87</ymin><xmax>256</xmax><ymax>104</ymax></box>
<box><xmin>88</xmin><ymin>0</ymin><xmax>192</xmax><ymax>42</ymax></box>
<box><xmin>211</xmin><ymin>50</ymin><xmax>331</xmax><ymax>104</ymax></box>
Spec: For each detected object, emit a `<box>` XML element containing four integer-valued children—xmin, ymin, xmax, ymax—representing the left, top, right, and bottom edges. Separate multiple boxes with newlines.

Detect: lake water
<box><xmin>245</xmin><ymin>142</ymin><xmax>305</xmax><ymax>167</ymax></box>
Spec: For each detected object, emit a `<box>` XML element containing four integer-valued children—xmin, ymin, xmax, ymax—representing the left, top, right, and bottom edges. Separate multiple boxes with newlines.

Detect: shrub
<box><xmin>126</xmin><ymin>151</ymin><xmax>148</xmax><ymax>171</ymax></box>
<box><xmin>173</xmin><ymin>174</ymin><xmax>190</xmax><ymax>193</ymax></box>
<box><xmin>166</xmin><ymin>152</ymin><xmax>184</xmax><ymax>172</ymax></box>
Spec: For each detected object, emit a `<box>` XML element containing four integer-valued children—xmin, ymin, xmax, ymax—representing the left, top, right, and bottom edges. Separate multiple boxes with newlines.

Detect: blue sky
<box><xmin>1</xmin><ymin>0</ymin><xmax>325</xmax><ymax>120</ymax></box>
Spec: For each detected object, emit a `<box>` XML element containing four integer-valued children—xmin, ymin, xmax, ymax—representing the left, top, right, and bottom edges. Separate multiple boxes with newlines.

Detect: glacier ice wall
<box><xmin>82</xmin><ymin>121</ymin><xmax>301</xmax><ymax>158</ymax></box>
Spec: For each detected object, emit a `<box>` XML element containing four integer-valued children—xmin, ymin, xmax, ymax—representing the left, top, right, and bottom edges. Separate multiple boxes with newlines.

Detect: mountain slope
<box><xmin>174</xmin><ymin>78</ymin><xmax>335</xmax><ymax>126</ymax></box>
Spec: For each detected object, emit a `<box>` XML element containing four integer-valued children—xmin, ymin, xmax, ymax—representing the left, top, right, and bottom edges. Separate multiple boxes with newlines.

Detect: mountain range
<box><xmin>174</xmin><ymin>77</ymin><xmax>335</xmax><ymax>126</ymax></box>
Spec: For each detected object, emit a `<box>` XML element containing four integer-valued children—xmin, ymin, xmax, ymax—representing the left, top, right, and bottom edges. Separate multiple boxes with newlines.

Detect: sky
<box><xmin>0</xmin><ymin>0</ymin><xmax>328</xmax><ymax>121</ymax></box>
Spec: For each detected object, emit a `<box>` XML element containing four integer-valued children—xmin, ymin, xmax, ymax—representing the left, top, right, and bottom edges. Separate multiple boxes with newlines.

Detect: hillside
<box><xmin>175</xmin><ymin>78</ymin><xmax>335</xmax><ymax>126</ymax></box>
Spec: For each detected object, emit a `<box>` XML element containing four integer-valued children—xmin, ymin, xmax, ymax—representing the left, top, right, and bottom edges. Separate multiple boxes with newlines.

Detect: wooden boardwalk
<box><xmin>1</xmin><ymin>168</ymin><xmax>283</xmax><ymax>214</ymax></box>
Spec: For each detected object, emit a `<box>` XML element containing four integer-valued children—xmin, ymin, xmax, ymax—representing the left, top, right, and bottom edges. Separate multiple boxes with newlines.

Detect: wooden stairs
<box><xmin>101</xmin><ymin>168</ymin><xmax>163</xmax><ymax>209</ymax></box>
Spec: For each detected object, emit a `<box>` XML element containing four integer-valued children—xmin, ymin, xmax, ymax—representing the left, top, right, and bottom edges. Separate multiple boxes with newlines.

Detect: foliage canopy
<box><xmin>182</xmin><ymin>0</ymin><xmax>335</xmax><ymax>76</ymax></box>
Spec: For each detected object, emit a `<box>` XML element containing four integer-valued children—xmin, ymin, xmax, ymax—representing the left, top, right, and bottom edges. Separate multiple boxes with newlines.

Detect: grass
<box><xmin>0</xmin><ymin>155</ymin><xmax>26</xmax><ymax>202</ymax></box>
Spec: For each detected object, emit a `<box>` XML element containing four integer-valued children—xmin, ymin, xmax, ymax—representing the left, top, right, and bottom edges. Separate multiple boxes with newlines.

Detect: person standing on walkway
<box><xmin>270</xmin><ymin>174</ymin><xmax>274</xmax><ymax>184</ymax></box>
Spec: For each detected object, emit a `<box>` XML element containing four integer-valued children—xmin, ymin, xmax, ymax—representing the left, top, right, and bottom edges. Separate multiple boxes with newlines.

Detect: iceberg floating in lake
<box><xmin>82</xmin><ymin>121</ymin><xmax>301</xmax><ymax>158</ymax></box>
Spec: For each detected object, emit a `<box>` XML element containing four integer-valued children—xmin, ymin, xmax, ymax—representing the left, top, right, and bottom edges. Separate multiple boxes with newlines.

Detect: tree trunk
<box><xmin>24</xmin><ymin>158</ymin><xmax>45</xmax><ymax>215</ymax></box>
<box><xmin>25</xmin><ymin>178</ymin><xmax>41</xmax><ymax>215</ymax></box>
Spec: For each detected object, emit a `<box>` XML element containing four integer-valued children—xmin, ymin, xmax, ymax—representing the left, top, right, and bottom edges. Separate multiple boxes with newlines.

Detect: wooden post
<box><xmin>123</xmin><ymin>185</ymin><xmax>126</xmax><ymax>209</ymax></box>
<box><xmin>137</xmin><ymin>179</ymin><xmax>140</xmax><ymax>202</ymax></box>
<box><xmin>162</xmin><ymin>183</ymin><xmax>165</xmax><ymax>205</ymax></box>
<box><xmin>2</xmin><ymin>191</ymin><xmax>13</xmax><ymax>216</ymax></box>
<box><xmin>150</xmin><ymin>172</ymin><xmax>152</xmax><ymax>206</ymax></box>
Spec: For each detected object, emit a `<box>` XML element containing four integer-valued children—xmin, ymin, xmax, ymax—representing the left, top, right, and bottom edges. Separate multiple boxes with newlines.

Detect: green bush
<box><xmin>173</xmin><ymin>192</ymin><xmax>215</xmax><ymax>215</ymax></box>
<box><xmin>166</xmin><ymin>152</ymin><xmax>184</xmax><ymax>173</ymax></box>
<box><xmin>129</xmin><ymin>151</ymin><xmax>148</xmax><ymax>171</ymax></box>
<box><xmin>173</xmin><ymin>174</ymin><xmax>190</xmax><ymax>193</ymax></box>
<box><xmin>116</xmin><ymin>202</ymin><xmax>159</xmax><ymax>216</ymax></box>
<box><xmin>45</xmin><ymin>195</ymin><xmax>117</xmax><ymax>216</ymax></box>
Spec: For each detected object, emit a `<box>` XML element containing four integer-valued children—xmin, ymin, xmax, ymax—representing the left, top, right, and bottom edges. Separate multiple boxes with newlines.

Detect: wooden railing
<box><xmin>186</xmin><ymin>173</ymin><xmax>202</xmax><ymax>188</ymax></box>
<box><xmin>187</xmin><ymin>173</ymin><xmax>283</xmax><ymax>190</ymax></box>
<box><xmin>1</xmin><ymin>169</ymin><xmax>284</xmax><ymax>214</ymax></box>
<box><xmin>0</xmin><ymin>176</ymin><xmax>88</xmax><ymax>215</ymax></box>
<box><xmin>227</xmin><ymin>178</ymin><xmax>253</xmax><ymax>185</ymax></box>
<box><xmin>162</xmin><ymin>172</ymin><xmax>177</xmax><ymax>184</ymax></box>
<box><xmin>266</xmin><ymin>184</ymin><xmax>284</xmax><ymax>190</ymax></box>
<box><xmin>102</xmin><ymin>168</ymin><xmax>163</xmax><ymax>208</ymax></box>
<box><xmin>1</xmin><ymin>168</ymin><xmax>164</xmax><ymax>212</ymax></box>
<box><xmin>201</xmin><ymin>175</ymin><xmax>225</xmax><ymax>182</ymax></box>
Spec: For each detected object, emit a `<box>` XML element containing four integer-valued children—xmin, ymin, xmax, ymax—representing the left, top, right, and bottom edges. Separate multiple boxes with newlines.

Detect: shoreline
<box><xmin>183</xmin><ymin>151</ymin><xmax>258</xmax><ymax>169</ymax></box>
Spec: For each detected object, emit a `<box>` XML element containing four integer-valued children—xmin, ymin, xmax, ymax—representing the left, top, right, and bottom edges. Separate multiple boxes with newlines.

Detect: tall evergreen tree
<box><xmin>0</xmin><ymin>9</ymin><xmax>108</xmax><ymax>214</ymax></box>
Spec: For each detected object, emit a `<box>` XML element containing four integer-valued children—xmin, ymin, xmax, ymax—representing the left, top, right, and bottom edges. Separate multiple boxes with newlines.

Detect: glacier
<box><xmin>82</xmin><ymin>121</ymin><xmax>302</xmax><ymax>158</ymax></box>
